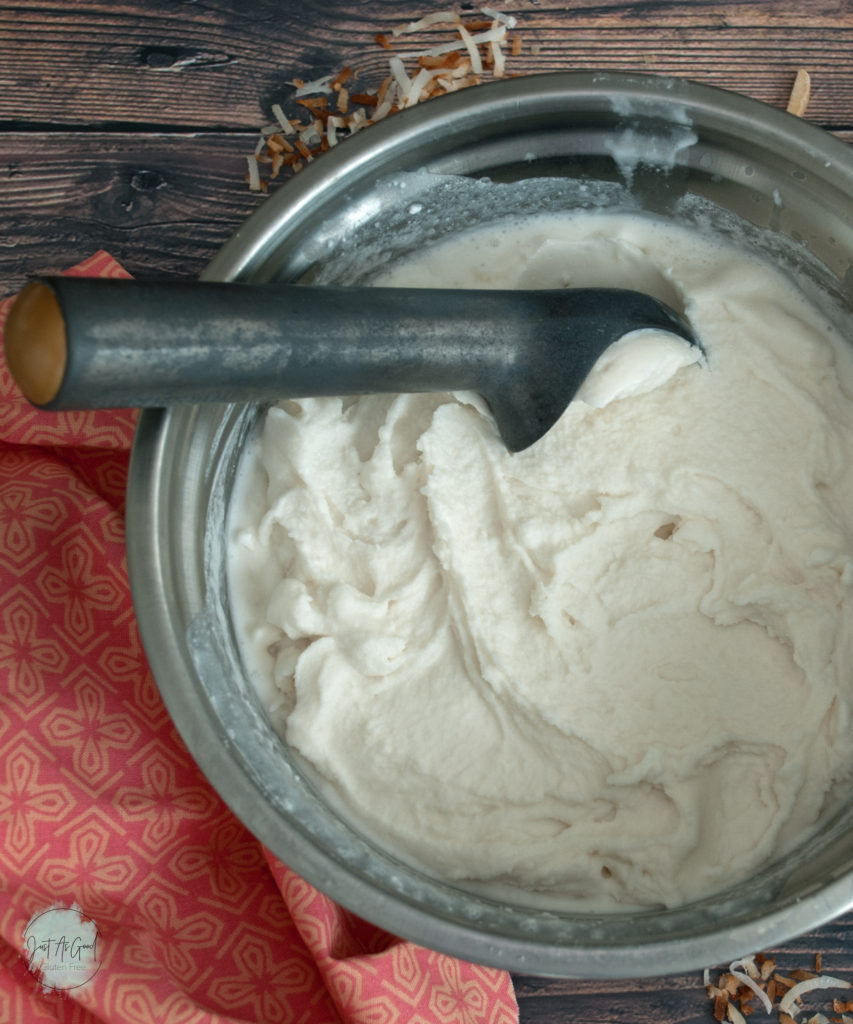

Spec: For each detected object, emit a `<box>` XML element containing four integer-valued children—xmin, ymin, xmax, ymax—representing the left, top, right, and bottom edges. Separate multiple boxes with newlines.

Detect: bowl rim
<box><xmin>127</xmin><ymin>70</ymin><xmax>853</xmax><ymax>978</ymax></box>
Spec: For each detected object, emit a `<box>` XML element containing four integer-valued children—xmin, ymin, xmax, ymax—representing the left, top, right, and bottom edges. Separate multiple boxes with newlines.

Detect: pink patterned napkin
<box><xmin>0</xmin><ymin>253</ymin><xmax>519</xmax><ymax>1024</ymax></box>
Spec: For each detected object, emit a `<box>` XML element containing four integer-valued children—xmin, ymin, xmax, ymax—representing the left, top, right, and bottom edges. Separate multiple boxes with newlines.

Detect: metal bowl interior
<box><xmin>126</xmin><ymin>71</ymin><xmax>853</xmax><ymax>978</ymax></box>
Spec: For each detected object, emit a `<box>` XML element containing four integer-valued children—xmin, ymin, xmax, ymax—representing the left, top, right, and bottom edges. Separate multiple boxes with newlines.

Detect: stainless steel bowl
<box><xmin>126</xmin><ymin>71</ymin><xmax>853</xmax><ymax>978</ymax></box>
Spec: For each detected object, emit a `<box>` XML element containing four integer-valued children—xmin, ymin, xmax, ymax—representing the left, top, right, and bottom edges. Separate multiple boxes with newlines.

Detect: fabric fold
<box><xmin>0</xmin><ymin>254</ymin><xmax>518</xmax><ymax>1024</ymax></box>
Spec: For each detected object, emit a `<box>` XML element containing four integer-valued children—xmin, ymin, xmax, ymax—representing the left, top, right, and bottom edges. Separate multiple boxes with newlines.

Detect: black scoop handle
<box><xmin>4</xmin><ymin>277</ymin><xmax>697</xmax><ymax>451</ymax></box>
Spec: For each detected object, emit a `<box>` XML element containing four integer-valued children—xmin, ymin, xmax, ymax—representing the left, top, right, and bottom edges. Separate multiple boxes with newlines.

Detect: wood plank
<box><xmin>0</xmin><ymin>1</ymin><xmax>851</xmax><ymax>130</ymax></box>
<box><xmin>0</xmin><ymin>133</ymin><xmax>263</xmax><ymax>296</ymax></box>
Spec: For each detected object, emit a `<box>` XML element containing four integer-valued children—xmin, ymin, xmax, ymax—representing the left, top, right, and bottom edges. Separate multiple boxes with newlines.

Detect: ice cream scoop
<box><xmin>4</xmin><ymin>276</ymin><xmax>699</xmax><ymax>451</ymax></box>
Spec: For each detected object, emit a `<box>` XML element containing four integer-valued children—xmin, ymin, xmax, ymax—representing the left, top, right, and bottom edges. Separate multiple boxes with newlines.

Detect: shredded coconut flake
<box><xmin>246</xmin><ymin>154</ymin><xmax>261</xmax><ymax>192</ymax></box>
<box><xmin>389</xmin><ymin>55</ymin><xmax>412</xmax><ymax>98</ymax></box>
<box><xmin>404</xmin><ymin>66</ymin><xmax>433</xmax><ymax>108</ymax></box>
<box><xmin>397</xmin><ymin>24</ymin><xmax>506</xmax><ymax>60</ymax></box>
<box><xmin>393</xmin><ymin>10</ymin><xmax>460</xmax><ymax>34</ymax></box>
<box><xmin>346</xmin><ymin>107</ymin><xmax>369</xmax><ymax>133</ymax></box>
<box><xmin>326</xmin><ymin>115</ymin><xmax>345</xmax><ymax>146</ymax></box>
<box><xmin>481</xmin><ymin>6</ymin><xmax>517</xmax><ymax>27</ymax></box>
<box><xmin>456</xmin><ymin>21</ymin><xmax>484</xmax><ymax>75</ymax></box>
<box><xmin>780</xmin><ymin>976</ymin><xmax>852</xmax><ymax>1018</ymax></box>
<box><xmin>298</xmin><ymin>124</ymin><xmax>322</xmax><ymax>147</ymax></box>
<box><xmin>271</xmin><ymin>103</ymin><xmax>296</xmax><ymax>134</ymax></box>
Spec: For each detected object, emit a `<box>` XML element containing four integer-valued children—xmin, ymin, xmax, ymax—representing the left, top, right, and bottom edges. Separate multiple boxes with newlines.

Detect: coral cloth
<box><xmin>0</xmin><ymin>253</ymin><xmax>519</xmax><ymax>1024</ymax></box>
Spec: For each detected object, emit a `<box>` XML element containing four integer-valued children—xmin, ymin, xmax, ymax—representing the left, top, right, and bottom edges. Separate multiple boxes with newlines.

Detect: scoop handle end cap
<box><xmin>4</xmin><ymin>280</ymin><xmax>67</xmax><ymax>407</ymax></box>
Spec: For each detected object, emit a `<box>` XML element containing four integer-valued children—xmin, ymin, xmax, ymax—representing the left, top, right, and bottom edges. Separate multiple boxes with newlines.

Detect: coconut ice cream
<box><xmin>228</xmin><ymin>210</ymin><xmax>853</xmax><ymax>909</ymax></box>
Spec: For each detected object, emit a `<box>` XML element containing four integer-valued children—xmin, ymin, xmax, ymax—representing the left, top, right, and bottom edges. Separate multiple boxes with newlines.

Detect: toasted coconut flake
<box><xmin>715</xmin><ymin>993</ymin><xmax>730</xmax><ymax>1021</ymax></box>
<box><xmin>727</xmin><ymin>1002</ymin><xmax>748</xmax><ymax>1024</ymax></box>
<box><xmin>787</xmin><ymin>69</ymin><xmax>811</xmax><ymax>116</ymax></box>
<box><xmin>331</xmin><ymin>65</ymin><xmax>352</xmax><ymax>89</ymax></box>
<box><xmin>375</xmin><ymin>75</ymin><xmax>392</xmax><ymax>103</ymax></box>
<box><xmin>419</xmin><ymin>51</ymin><xmax>464</xmax><ymax>69</ymax></box>
<box><xmin>720</xmin><ymin>974</ymin><xmax>741</xmax><ymax>997</ymax></box>
<box><xmin>491</xmin><ymin>35</ymin><xmax>506</xmax><ymax>77</ymax></box>
<box><xmin>250</xmin><ymin>8</ymin><xmax>522</xmax><ymax>189</ymax></box>
<box><xmin>372</xmin><ymin>88</ymin><xmax>396</xmax><ymax>122</ymax></box>
<box><xmin>780</xmin><ymin>976</ymin><xmax>852</xmax><ymax>1017</ymax></box>
<box><xmin>834</xmin><ymin>1001</ymin><xmax>853</xmax><ymax>1013</ymax></box>
<box><xmin>291</xmin><ymin>73</ymin><xmax>334</xmax><ymax>96</ymax></box>
<box><xmin>295</xmin><ymin>95</ymin><xmax>329</xmax><ymax>114</ymax></box>
<box><xmin>816</xmin><ymin>954</ymin><xmax>824</xmax><ymax>973</ymax></box>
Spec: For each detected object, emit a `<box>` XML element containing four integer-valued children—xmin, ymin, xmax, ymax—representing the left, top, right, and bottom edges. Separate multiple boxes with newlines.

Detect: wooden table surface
<box><xmin>4</xmin><ymin>2</ymin><xmax>853</xmax><ymax>1021</ymax></box>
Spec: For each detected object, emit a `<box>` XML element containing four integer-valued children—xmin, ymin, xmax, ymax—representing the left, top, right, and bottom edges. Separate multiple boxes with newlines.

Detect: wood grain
<box><xmin>1</xmin><ymin>0</ymin><xmax>851</xmax><ymax>130</ymax></box>
<box><xmin>3</xmin><ymin>0</ymin><xmax>851</xmax><ymax>298</ymax></box>
<box><xmin>0</xmin><ymin>132</ymin><xmax>263</xmax><ymax>295</ymax></box>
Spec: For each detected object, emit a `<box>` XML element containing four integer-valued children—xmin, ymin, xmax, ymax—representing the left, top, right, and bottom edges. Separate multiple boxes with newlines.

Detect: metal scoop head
<box><xmin>5</xmin><ymin>278</ymin><xmax>700</xmax><ymax>452</ymax></box>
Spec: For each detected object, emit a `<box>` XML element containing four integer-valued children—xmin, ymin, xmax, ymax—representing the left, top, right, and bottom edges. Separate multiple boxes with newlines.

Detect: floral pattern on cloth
<box><xmin>0</xmin><ymin>252</ymin><xmax>519</xmax><ymax>1024</ymax></box>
